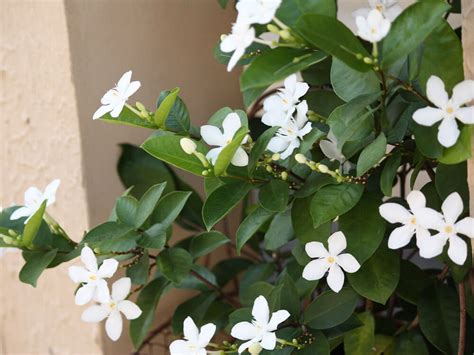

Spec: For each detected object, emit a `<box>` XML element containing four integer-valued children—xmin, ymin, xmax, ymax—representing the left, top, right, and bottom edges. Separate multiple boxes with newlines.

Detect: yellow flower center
<box><xmin>410</xmin><ymin>217</ymin><xmax>417</xmax><ymax>225</ymax></box>
<box><xmin>109</xmin><ymin>302</ymin><xmax>117</xmax><ymax>310</ymax></box>
<box><xmin>89</xmin><ymin>274</ymin><xmax>97</xmax><ymax>281</ymax></box>
<box><xmin>370</xmin><ymin>27</ymin><xmax>377</xmax><ymax>34</ymax></box>
<box><xmin>446</xmin><ymin>107</ymin><xmax>454</xmax><ymax>114</ymax></box>
<box><xmin>376</xmin><ymin>4</ymin><xmax>383</xmax><ymax>11</ymax></box>
<box><xmin>444</xmin><ymin>225</ymin><xmax>454</xmax><ymax>234</ymax></box>
<box><xmin>327</xmin><ymin>256</ymin><xmax>335</xmax><ymax>264</ymax></box>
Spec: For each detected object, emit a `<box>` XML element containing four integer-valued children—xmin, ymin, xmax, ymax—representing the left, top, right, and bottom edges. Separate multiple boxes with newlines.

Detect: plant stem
<box><xmin>457</xmin><ymin>282</ymin><xmax>466</xmax><ymax>355</ymax></box>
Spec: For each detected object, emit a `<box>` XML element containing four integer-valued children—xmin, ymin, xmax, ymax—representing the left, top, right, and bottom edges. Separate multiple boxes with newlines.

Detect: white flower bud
<box><xmin>281</xmin><ymin>171</ymin><xmax>288</xmax><ymax>181</ymax></box>
<box><xmin>318</xmin><ymin>164</ymin><xmax>329</xmax><ymax>173</ymax></box>
<box><xmin>180</xmin><ymin>138</ymin><xmax>197</xmax><ymax>155</ymax></box>
<box><xmin>249</xmin><ymin>343</ymin><xmax>263</xmax><ymax>355</ymax></box>
<box><xmin>294</xmin><ymin>153</ymin><xmax>307</xmax><ymax>164</ymax></box>
<box><xmin>271</xmin><ymin>153</ymin><xmax>280</xmax><ymax>161</ymax></box>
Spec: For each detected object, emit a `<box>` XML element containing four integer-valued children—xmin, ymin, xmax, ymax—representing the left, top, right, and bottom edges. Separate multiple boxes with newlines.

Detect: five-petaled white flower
<box><xmin>81</xmin><ymin>277</ymin><xmax>142</xmax><ymax>341</ymax></box>
<box><xmin>169</xmin><ymin>317</ymin><xmax>217</xmax><ymax>355</ymax></box>
<box><xmin>262</xmin><ymin>74</ymin><xmax>309</xmax><ymax>118</ymax></box>
<box><xmin>303</xmin><ymin>231</ymin><xmax>361</xmax><ymax>293</ymax></box>
<box><xmin>356</xmin><ymin>9</ymin><xmax>391</xmax><ymax>43</ymax></box>
<box><xmin>68</xmin><ymin>245</ymin><xmax>119</xmax><ymax>305</ymax></box>
<box><xmin>418</xmin><ymin>192</ymin><xmax>474</xmax><ymax>265</ymax></box>
<box><xmin>10</xmin><ymin>179</ymin><xmax>61</xmax><ymax>224</ymax></box>
<box><xmin>319</xmin><ymin>131</ymin><xmax>352</xmax><ymax>174</ymax></box>
<box><xmin>412</xmin><ymin>76</ymin><xmax>474</xmax><ymax>148</ymax></box>
<box><xmin>200</xmin><ymin>112</ymin><xmax>249</xmax><ymax>167</ymax></box>
<box><xmin>353</xmin><ymin>0</ymin><xmax>402</xmax><ymax>22</ymax></box>
<box><xmin>220</xmin><ymin>22</ymin><xmax>256</xmax><ymax>72</ymax></box>
<box><xmin>236</xmin><ymin>0</ymin><xmax>282</xmax><ymax>25</ymax></box>
<box><xmin>93</xmin><ymin>70</ymin><xmax>141</xmax><ymax>120</ymax></box>
<box><xmin>379</xmin><ymin>190</ymin><xmax>441</xmax><ymax>251</ymax></box>
<box><xmin>265</xmin><ymin>100</ymin><xmax>312</xmax><ymax>159</ymax></box>
<box><xmin>231</xmin><ymin>295</ymin><xmax>290</xmax><ymax>353</ymax></box>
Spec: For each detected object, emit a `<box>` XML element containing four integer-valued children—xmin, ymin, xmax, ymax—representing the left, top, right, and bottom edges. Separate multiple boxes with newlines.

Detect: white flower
<box><xmin>352</xmin><ymin>0</ymin><xmax>402</xmax><ymax>22</ymax></box>
<box><xmin>236</xmin><ymin>0</ymin><xmax>282</xmax><ymax>25</ymax></box>
<box><xmin>378</xmin><ymin>190</ymin><xmax>442</xmax><ymax>251</ymax></box>
<box><xmin>10</xmin><ymin>179</ymin><xmax>61</xmax><ymax>224</ymax></box>
<box><xmin>262</xmin><ymin>74</ymin><xmax>309</xmax><ymax>119</ymax></box>
<box><xmin>356</xmin><ymin>9</ymin><xmax>391</xmax><ymax>43</ymax></box>
<box><xmin>169</xmin><ymin>317</ymin><xmax>216</xmax><ymax>355</ymax></box>
<box><xmin>68</xmin><ymin>245</ymin><xmax>119</xmax><ymax>305</ymax></box>
<box><xmin>418</xmin><ymin>192</ymin><xmax>474</xmax><ymax>265</ymax></box>
<box><xmin>180</xmin><ymin>138</ymin><xmax>197</xmax><ymax>155</ymax></box>
<box><xmin>220</xmin><ymin>22</ymin><xmax>256</xmax><ymax>72</ymax></box>
<box><xmin>81</xmin><ymin>278</ymin><xmax>142</xmax><ymax>341</ymax></box>
<box><xmin>200</xmin><ymin>112</ymin><xmax>249</xmax><ymax>167</ymax></box>
<box><xmin>412</xmin><ymin>76</ymin><xmax>474</xmax><ymax>148</ymax></box>
<box><xmin>319</xmin><ymin>131</ymin><xmax>352</xmax><ymax>174</ymax></box>
<box><xmin>93</xmin><ymin>71</ymin><xmax>141</xmax><ymax>119</ymax></box>
<box><xmin>302</xmin><ymin>231</ymin><xmax>361</xmax><ymax>293</ymax></box>
<box><xmin>231</xmin><ymin>295</ymin><xmax>290</xmax><ymax>353</ymax></box>
<box><xmin>265</xmin><ymin>100</ymin><xmax>313</xmax><ymax>159</ymax></box>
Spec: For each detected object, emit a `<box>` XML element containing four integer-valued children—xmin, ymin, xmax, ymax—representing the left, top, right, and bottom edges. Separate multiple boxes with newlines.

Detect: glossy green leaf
<box><xmin>83</xmin><ymin>222</ymin><xmax>137</xmax><ymax>252</ymax></box>
<box><xmin>380</xmin><ymin>150</ymin><xmax>401</xmax><ymax>197</ymax></box>
<box><xmin>157</xmin><ymin>248</ymin><xmax>193</xmax><ymax>283</ymax></box>
<box><xmin>296</xmin><ymin>15</ymin><xmax>371</xmax><ymax>72</ymax></box>
<box><xmin>172</xmin><ymin>292</ymin><xmax>217</xmax><ymax>334</ymax></box>
<box><xmin>259</xmin><ymin>179</ymin><xmax>289</xmax><ymax>212</ymax></box>
<box><xmin>19</xmin><ymin>249</ymin><xmax>58</xmax><ymax>287</ymax></box>
<box><xmin>344</xmin><ymin>312</ymin><xmax>375</xmax><ymax>355</ymax></box>
<box><xmin>381</xmin><ymin>1</ymin><xmax>450</xmax><ymax>68</ymax></box>
<box><xmin>99</xmin><ymin>105</ymin><xmax>156</xmax><ymax>129</ymax></box>
<box><xmin>269</xmin><ymin>272</ymin><xmax>299</xmax><ymax>319</ymax></box>
<box><xmin>135</xmin><ymin>183</ymin><xmax>167</xmax><ymax>228</ymax></box>
<box><xmin>292</xmin><ymin>196</ymin><xmax>332</xmax><ymax>244</ymax></box>
<box><xmin>264</xmin><ymin>208</ymin><xmax>293</xmax><ymax>250</ymax></box>
<box><xmin>236</xmin><ymin>206</ymin><xmax>274</xmax><ymax>253</ymax></box>
<box><xmin>276</xmin><ymin>0</ymin><xmax>337</xmax><ymax>27</ymax></box>
<box><xmin>214</xmin><ymin>126</ymin><xmax>249</xmax><ymax>176</ymax></box>
<box><xmin>154</xmin><ymin>87</ymin><xmax>180</xmax><ymax>128</ymax></box>
<box><xmin>203</xmin><ymin>182</ymin><xmax>253</xmax><ymax>230</ymax></box>
<box><xmin>435</xmin><ymin>162</ymin><xmax>469</xmax><ymax>209</ymax></box>
<box><xmin>396</xmin><ymin>260</ymin><xmax>432</xmax><ymax>305</ymax></box>
<box><xmin>394</xmin><ymin>331</ymin><xmax>429</xmax><ymax>355</ymax></box>
<box><xmin>116</xmin><ymin>195</ymin><xmax>138</xmax><ymax>226</ymax></box>
<box><xmin>356</xmin><ymin>133</ymin><xmax>387</xmax><ymax>176</ymax></box>
<box><xmin>151</xmin><ymin>191</ymin><xmax>192</xmax><ymax>227</ymax></box>
<box><xmin>438</xmin><ymin>125</ymin><xmax>472</xmax><ymax>165</ymax></box>
<box><xmin>310</xmin><ymin>184</ymin><xmax>364</xmax><ymax>228</ymax></box>
<box><xmin>126</xmin><ymin>251</ymin><xmax>149</xmax><ymax>285</ymax></box>
<box><xmin>248</xmin><ymin>126</ymin><xmax>279</xmax><ymax>174</ymax></box>
<box><xmin>137</xmin><ymin>223</ymin><xmax>167</xmax><ymax>250</ymax></box>
<box><xmin>21</xmin><ymin>201</ymin><xmax>47</xmax><ymax>247</ymax></box>
<box><xmin>189</xmin><ymin>231</ymin><xmax>229</xmax><ymax>258</ymax></box>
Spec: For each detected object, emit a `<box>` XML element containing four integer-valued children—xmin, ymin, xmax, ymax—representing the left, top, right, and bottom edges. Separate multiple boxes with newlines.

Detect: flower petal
<box><xmin>111</xmin><ymin>277</ymin><xmax>131</xmax><ymax>302</ymax></box>
<box><xmin>97</xmin><ymin>258</ymin><xmax>119</xmax><ymax>279</ymax></box>
<box><xmin>412</xmin><ymin>107</ymin><xmax>445</xmax><ymax>126</ymax></box>
<box><xmin>284</xmin><ymin>74</ymin><xmax>297</xmax><ymax>95</ymax></box>
<box><xmin>267</xmin><ymin>310</ymin><xmax>290</xmax><ymax>331</ymax></box>
<box><xmin>452</xmin><ymin>79</ymin><xmax>474</xmax><ymax>107</ymax></box>
<box><xmin>415</xmin><ymin>207</ymin><xmax>444</xmax><ymax>230</ymax></box>
<box><xmin>201</xmin><ymin>125</ymin><xmax>225</xmax><ymax>147</ymax></box>
<box><xmin>44</xmin><ymin>179</ymin><xmax>60</xmax><ymax>206</ymax></box>
<box><xmin>437</xmin><ymin>116</ymin><xmax>460</xmax><ymax>148</ymax></box>
<box><xmin>198</xmin><ymin>323</ymin><xmax>217</xmax><ymax>348</ymax></box>
<box><xmin>222</xmin><ymin>113</ymin><xmax>242</xmax><ymax>142</ymax></box>
<box><xmin>260</xmin><ymin>331</ymin><xmax>277</xmax><ymax>350</ymax></box>
<box><xmin>388</xmin><ymin>225</ymin><xmax>415</xmax><ymax>249</ymax></box>
<box><xmin>455</xmin><ymin>107</ymin><xmax>474</xmax><ymax>124</ymax></box>
<box><xmin>81</xmin><ymin>245</ymin><xmax>98</xmax><ymax>273</ymax></box>
<box><xmin>302</xmin><ymin>259</ymin><xmax>330</xmax><ymax>281</ymax></box>
<box><xmin>169</xmin><ymin>339</ymin><xmax>189</xmax><ymax>354</ymax></box>
<box><xmin>95</xmin><ymin>279</ymin><xmax>111</xmax><ymax>304</ymax></box>
<box><xmin>305</xmin><ymin>242</ymin><xmax>329</xmax><ymax>258</ymax></box>
<box><xmin>267</xmin><ymin>136</ymin><xmax>289</xmax><ymax>154</ymax></box>
<box><xmin>337</xmin><ymin>253</ymin><xmax>361</xmax><ymax>273</ymax></box>
<box><xmin>426</xmin><ymin>75</ymin><xmax>449</xmax><ymax>108</ymax></box>
<box><xmin>227</xmin><ymin>47</ymin><xmax>245</xmax><ymax>72</ymax></box>
<box><xmin>105</xmin><ymin>311</ymin><xmax>123</xmax><ymax>341</ymax></box>
<box><xmin>231</xmin><ymin>147</ymin><xmax>249</xmax><ymax>167</ymax></box>
<box><xmin>81</xmin><ymin>305</ymin><xmax>110</xmax><ymax>323</ymax></box>
<box><xmin>9</xmin><ymin>206</ymin><xmax>33</xmax><ymax>221</ymax></box>
<box><xmin>293</xmin><ymin>82</ymin><xmax>310</xmax><ymax>102</ymax></box>
<box><xmin>455</xmin><ymin>217</ymin><xmax>474</xmax><ymax>239</ymax></box>
<box><xmin>183</xmin><ymin>316</ymin><xmax>200</xmax><ymax>343</ymax></box>
<box><xmin>417</xmin><ymin>233</ymin><xmax>447</xmax><ymax>259</ymax></box>
<box><xmin>75</xmin><ymin>283</ymin><xmax>96</xmax><ymax>306</ymax></box>
<box><xmin>125</xmin><ymin>81</ymin><xmax>141</xmax><ymax>98</ymax></box>
<box><xmin>441</xmin><ymin>192</ymin><xmax>464</xmax><ymax>224</ymax></box>
<box><xmin>406</xmin><ymin>190</ymin><xmax>426</xmax><ymax>211</ymax></box>
<box><xmin>327</xmin><ymin>264</ymin><xmax>345</xmax><ymax>293</ymax></box>
<box><xmin>118</xmin><ymin>300</ymin><xmax>142</xmax><ymax>320</ymax></box>
<box><xmin>379</xmin><ymin>203</ymin><xmax>411</xmax><ymax>224</ymax></box>
<box><xmin>320</xmin><ymin>140</ymin><xmax>342</xmax><ymax>161</ymax></box>
<box><xmin>279</xmin><ymin>139</ymin><xmax>300</xmax><ymax>159</ymax></box>
<box><xmin>93</xmin><ymin>104</ymin><xmax>112</xmax><ymax>120</ymax></box>
<box><xmin>231</xmin><ymin>321</ymin><xmax>257</xmax><ymax>341</ymax></box>
<box><xmin>24</xmin><ymin>187</ymin><xmax>42</xmax><ymax>207</ymax></box>
<box><xmin>206</xmin><ymin>147</ymin><xmax>224</xmax><ymax>165</ymax></box>
<box><xmin>252</xmin><ymin>295</ymin><xmax>270</xmax><ymax>326</ymax></box>
<box><xmin>116</xmin><ymin>71</ymin><xmax>132</xmax><ymax>93</ymax></box>
<box><xmin>238</xmin><ymin>339</ymin><xmax>257</xmax><ymax>354</ymax></box>
<box><xmin>328</xmin><ymin>231</ymin><xmax>347</xmax><ymax>256</ymax></box>
<box><xmin>447</xmin><ymin>234</ymin><xmax>467</xmax><ymax>265</ymax></box>
<box><xmin>68</xmin><ymin>266</ymin><xmax>90</xmax><ymax>283</ymax></box>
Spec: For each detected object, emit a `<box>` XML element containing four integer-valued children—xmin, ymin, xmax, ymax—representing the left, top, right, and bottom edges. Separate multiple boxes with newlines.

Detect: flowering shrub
<box><xmin>1</xmin><ymin>0</ymin><xmax>474</xmax><ymax>354</ymax></box>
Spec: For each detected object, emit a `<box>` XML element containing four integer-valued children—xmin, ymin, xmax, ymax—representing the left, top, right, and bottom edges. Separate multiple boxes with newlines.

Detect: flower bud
<box><xmin>281</xmin><ymin>171</ymin><xmax>288</xmax><ymax>180</ymax></box>
<box><xmin>180</xmin><ymin>138</ymin><xmax>197</xmax><ymax>155</ymax></box>
<box><xmin>271</xmin><ymin>153</ymin><xmax>280</xmax><ymax>161</ymax></box>
<box><xmin>363</xmin><ymin>57</ymin><xmax>373</xmax><ymax>64</ymax></box>
<box><xmin>279</xmin><ymin>29</ymin><xmax>291</xmax><ymax>40</ymax></box>
<box><xmin>318</xmin><ymin>164</ymin><xmax>329</xmax><ymax>173</ymax></box>
<box><xmin>2</xmin><ymin>235</ymin><xmax>14</xmax><ymax>245</ymax></box>
<box><xmin>294</xmin><ymin>153</ymin><xmax>307</xmax><ymax>164</ymax></box>
<box><xmin>267</xmin><ymin>24</ymin><xmax>280</xmax><ymax>34</ymax></box>
<box><xmin>135</xmin><ymin>102</ymin><xmax>146</xmax><ymax>112</ymax></box>
<box><xmin>249</xmin><ymin>343</ymin><xmax>263</xmax><ymax>355</ymax></box>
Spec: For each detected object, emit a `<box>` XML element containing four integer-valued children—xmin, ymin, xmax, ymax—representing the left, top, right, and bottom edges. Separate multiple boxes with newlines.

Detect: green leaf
<box><xmin>154</xmin><ymin>87</ymin><xmax>180</xmax><ymax>128</ymax></box>
<box><xmin>116</xmin><ymin>196</ymin><xmax>138</xmax><ymax>226</ymax></box>
<box><xmin>296</xmin><ymin>331</ymin><xmax>330</xmax><ymax>354</ymax></box>
<box><xmin>276</xmin><ymin>0</ymin><xmax>337</xmax><ymax>27</ymax></box>
<box><xmin>328</xmin><ymin>93</ymin><xmax>380</xmax><ymax>147</ymax></box>
<box><xmin>135</xmin><ymin>183</ymin><xmax>167</xmax><ymax>228</ymax></box>
<box><xmin>207</xmin><ymin>107</ymin><xmax>248</xmax><ymax>127</ymax></box>
<box><xmin>259</xmin><ymin>179</ymin><xmax>289</xmax><ymax>212</ymax></box>
<box><xmin>137</xmin><ymin>223</ymin><xmax>167</xmax><ymax>250</ymax></box>
<box><xmin>348</xmin><ymin>244</ymin><xmax>400</xmax><ymax>304</ymax></box>
<box><xmin>240</xmin><ymin>47</ymin><xmax>327</xmax><ymax>91</ymax></box>
<box><xmin>214</xmin><ymin>126</ymin><xmax>250</xmax><ymax>176</ymax></box>
<box><xmin>126</xmin><ymin>251</ymin><xmax>149</xmax><ymax>285</ymax></box>
<box><xmin>331</xmin><ymin>58</ymin><xmax>380</xmax><ymax>102</ymax></box>
<box><xmin>296</xmin><ymin>15</ymin><xmax>371</xmax><ymax>72</ymax></box>
<box><xmin>151</xmin><ymin>191</ymin><xmax>191</xmax><ymax>227</ymax></box>
<box><xmin>438</xmin><ymin>126</ymin><xmax>472</xmax><ymax>165</ymax></box>
<box><xmin>344</xmin><ymin>312</ymin><xmax>375</xmax><ymax>355</ymax></box>
<box><xmin>241</xmin><ymin>281</ymin><xmax>274</xmax><ymax>306</ymax></box>
<box><xmin>264</xmin><ymin>208</ymin><xmax>293</xmax><ymax>250</ymax></box>
<box><xmin>418</xmin><ymin>284</ymin><xmax>459</xmax><ymax>354</ymax></box>
<box><xmin>381</xmin><ymin>1</ymin><xmax>450</xmax><ymax>68</ymax></box>
<box><xmin>156</xmin><ymin>248</ymin><xmax>193</xmax><ymax>283</ymax></box>
<box><xmin>435</xmin><ymin>162</ymin><xmax>469</xmax><ymax>209</ymax></box>
<box><xmin>339</xmin><ymin>193</ymin><xmax>386</xmax><ymax>264</ymax></box>
<box><xmin>130</xmin><ymin>277</ymin><xmax>169</xmax><ymax>349</ymax></box>
<box><xmin>413</xmin><ymin>124</ymin><xmax>443</xmax><ymax>159</ymax></box>
<box><xmin>19</xmin><ymin>249</ymin><xmax>58</xmax><ymax>287</ymax></box>
<box><xmin>248</xmin><ymin>126</ymin><xmax>280</xmax><ymax>174</ymax></box>
<box><xmin>303</xmin><ymin>288</ymin><xmax>359</xmax><ymax>329</ymax></box>
<box><xmin>21</xmin><ymin>201</ymin><xmax>47</xmax><ymax>247</ymax></box>
<box><xmin>396</xmin><ymin>260</ymin><xmax>432</xmax><ymax>305</ymax></box>
<box><xmin>306</xmin><ymin>89</ymin><xmax>345</xmax><ymax>118</ymax></box>
<box><xmin>310</xmin><ymin>184</ymin><xmax>364</xmax><ymax>228</ymax></box>
<box><xmin>380</xmin><ymin>151</ymin><xmax>401</xmax><ymax>197</ymax></box>
<box><xmin>217</xmin><ymin>0</ymin><xmax>230</xmax><ymax>9</ymax></box>
<box><xmin>117</xmin><ymin>144</ymin><xmax>176</xmax><ymax>198</ymax></box>
<box><xmin>142</xmin><ymin>132</ymin><xmax>209</xmax><ymax>177</ymax></box>
<box><xmin>189</xmin><ymin>231</ymin><xmax>229</xmax><ymax>258</ymax></box>
<box><xmin>292</xmin><ymin>196</ymin><xmax>332</xmax><ymax>244</ymax></box>
<box><xmin>99</xmin><ymin>105</ymin><xmax>156</xmax><ymax>129</ymax></box>
<box><xmin>83</xmin><ymin>222</ymin><xmax>137</xmax><ymax>252</ymax></box>
<box><xmin>394</xmin><ymin>331</ymin><xmax>429</xmax><ymax>355</ymax></box>
<box><xmin>172</xmin><ymin>292</ymin><xmax>217</xmax><ymax>334</ymax></box>
<box><xmin>236</xmin><ymin>206</ymin><xmax>274</xmax><ymax>254</ymax></box>
<box><xmin>202</xmin><ymin>182</ymin><xmax>252</xmax><ymax>230</ymax></box>
<box><xmin>356</xmin><ymin>133</ymin><xmax>387</xmax><ymax>176</ymax></box>
<box><xmin>270</xmin><ymin>272</ymin><xmax>300</xmax><ymax>319</ymax></box>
